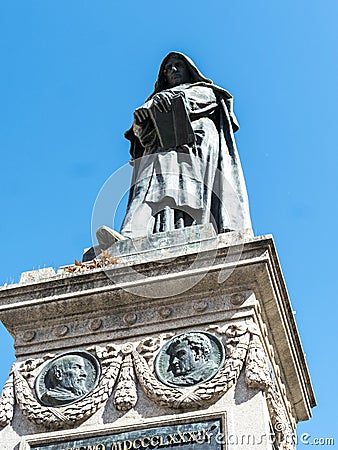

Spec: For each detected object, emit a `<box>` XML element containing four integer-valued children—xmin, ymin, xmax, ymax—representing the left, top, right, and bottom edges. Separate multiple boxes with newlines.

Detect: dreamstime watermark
<box><xmin>91</xmin><ymin>154</ymin><xmax>248</xmax><ymax>298</ymax></box>
<box><xmin>299</xmin><ymin>433</ymin><xmax>335</xmax><ymax>446</ymax></box>
<box><xmin>200</xmin><ymin>430</ymin><xmax>335</xmax><ymax>447</ymax></box>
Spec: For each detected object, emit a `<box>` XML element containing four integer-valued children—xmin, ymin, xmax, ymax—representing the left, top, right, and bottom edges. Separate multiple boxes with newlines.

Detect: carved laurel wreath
<box><xmin>0</xmin><ymin>322</ymin><xmax>294</xmax><ymax>449</ymax></box>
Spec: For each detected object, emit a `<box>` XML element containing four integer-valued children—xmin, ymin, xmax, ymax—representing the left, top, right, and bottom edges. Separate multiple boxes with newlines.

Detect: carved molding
<box><xmin>0</xmin><ymin>321</ymin><xmax>295</xmax><ymax>443</ymax></box>
<box><xmin>254</xmin><ymin>302</ymin><xmax>297</xmax><ymax>446</ymax></box>
<box><xmin>12</xmin><ymin>345</ymin><xmax>121</xmax><ymax>430</ymax></box>
<box><xmin>244</xmin><ymin>325</ymin><xmax>295</xmax><ymax>450</ymax></box>
<box><xmin>0</xmin><ymin>372</ymin><xmax>14</xmax><ymax>428</ymax></box>
<box><xmin>133</xmin><ymin>325</ymin><xmax>249</xmax><ymax>409</ymax></box>
<box><xmin>113</xmin><ymin>353</ymin><xmax>137</xmax><ymax>411</ymax></box>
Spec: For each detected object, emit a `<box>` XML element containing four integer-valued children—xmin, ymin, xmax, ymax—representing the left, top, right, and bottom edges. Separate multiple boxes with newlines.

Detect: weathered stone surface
<box><xmin>82</xmin><ymin>223</ymin><xmax>219</xmax><ymax>264</ymax></box>
<box><xmin>0</xmin><ymin>230</ymin><xmax>315</xmax><ymax>450</ymax></box>
<box><xmin>19</xmin><ymin>268</ymin><xmax>56</xmax><ymax>284</ymax></box>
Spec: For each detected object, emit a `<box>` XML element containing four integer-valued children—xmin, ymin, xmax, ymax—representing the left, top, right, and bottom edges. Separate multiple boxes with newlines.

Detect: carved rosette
<box><xmin>0</xmin><ymin>322</ymin><xmax>295</xmax><ymax>445</ymax></box>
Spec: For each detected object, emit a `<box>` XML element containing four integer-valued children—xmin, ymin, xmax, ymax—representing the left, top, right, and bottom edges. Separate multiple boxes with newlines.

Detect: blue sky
<box><xmin>0</xmin><ymin>0</ymin><xmax>337</xmax><ymax>446</ymax></box>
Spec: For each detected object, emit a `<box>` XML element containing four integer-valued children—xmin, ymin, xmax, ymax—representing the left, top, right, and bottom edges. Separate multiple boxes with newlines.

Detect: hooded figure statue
<box><xmin>97</xmin><ymin>52</ymin><xmax>252</xmax><ymax>247</ymax></box>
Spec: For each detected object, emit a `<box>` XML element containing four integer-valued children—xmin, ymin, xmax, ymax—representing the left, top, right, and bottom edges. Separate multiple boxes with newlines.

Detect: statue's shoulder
<box><xmin>210</xmin><ymin>83</ymin><xmax>233</xmax><ymax>100</ymax></box>
<box><xmin>190</xmin><ymin>82</ymin><xmax>233</xmax><ymax>100</ymax></box>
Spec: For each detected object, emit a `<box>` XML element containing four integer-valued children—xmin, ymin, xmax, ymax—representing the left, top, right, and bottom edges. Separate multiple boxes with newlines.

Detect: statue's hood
<box><xmin>148</xmin><ymin>51</ymin><xmax>213</xmax><ymax>99</ymax></box>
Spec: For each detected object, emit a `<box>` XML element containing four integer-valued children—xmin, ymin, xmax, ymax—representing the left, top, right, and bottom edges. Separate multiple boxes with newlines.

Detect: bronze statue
<box><xmin>96</xmin><ymin>52</ymin><xmax>251</xmax><ymax>248</ymax></box>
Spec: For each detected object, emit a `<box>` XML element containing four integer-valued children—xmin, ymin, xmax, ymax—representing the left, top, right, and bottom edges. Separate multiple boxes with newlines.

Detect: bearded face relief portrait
<box><xmin>35</xmin><ymin>351</ymin><xmax>101</xmax><ymax>407</ymax></box>
<box><xmin>155</xmin><ymin>332</ymin><xmax>225</xmax><ymax>387</ymax></box>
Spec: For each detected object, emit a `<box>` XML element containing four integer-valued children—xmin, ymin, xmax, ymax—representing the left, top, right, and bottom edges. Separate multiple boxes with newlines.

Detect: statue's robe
<box><xmin>120</xmin><ymin>52</ymin><xmax>252</xmax><ymax>238</ymax></box>
<box><xmin>121</xmin><ymin>81</ymin><xmax>252</xmax><ymax>238</ymax></box>
<box><xmin>41</xmin><ymin>387</ymin><xmax>85</xmax><ymax>406</ymax></box>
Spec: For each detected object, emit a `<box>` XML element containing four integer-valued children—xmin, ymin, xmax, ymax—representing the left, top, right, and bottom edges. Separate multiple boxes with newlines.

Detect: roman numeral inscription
<box><xmin>31</xmin><ymin>418</ymin><xmax>222</xmax><ymax>450</ymax></box>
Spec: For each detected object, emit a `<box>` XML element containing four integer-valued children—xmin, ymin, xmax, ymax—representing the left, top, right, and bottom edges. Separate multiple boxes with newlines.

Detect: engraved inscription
<box><xmin>30</xmin><ymin>418</ymin><xmax>222</xmax><ymax>450</ymax></box>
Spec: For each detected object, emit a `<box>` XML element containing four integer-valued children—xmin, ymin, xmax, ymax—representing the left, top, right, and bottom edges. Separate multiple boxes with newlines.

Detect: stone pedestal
<box><xmin>0</xmin><ymin>227</ymin><xmax>315</xmax><ymax>450</ymax></box>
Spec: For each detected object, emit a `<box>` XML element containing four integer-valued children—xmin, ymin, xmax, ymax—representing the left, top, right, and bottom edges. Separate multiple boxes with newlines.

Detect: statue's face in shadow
<box><xmin>164</xmin><ymin>56</ymin><xmax>191</xmax><ymax>88</ymax></box>
<box><xmin>169</xmin><ymin>343</ymin><xmax>199</xmax><ymax>376</ymax></box>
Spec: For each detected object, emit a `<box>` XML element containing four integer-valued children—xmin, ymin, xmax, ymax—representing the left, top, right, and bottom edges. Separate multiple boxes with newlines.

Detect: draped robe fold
<box><xmin>121</xmin><ymin>81</ymin><xmax>252</xmax><ymax>238</ymax></box>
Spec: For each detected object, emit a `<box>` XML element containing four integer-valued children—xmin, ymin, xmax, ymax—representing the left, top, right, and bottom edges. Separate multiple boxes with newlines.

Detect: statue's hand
<box><xmin>134</xmin><ymin>108</ymin><xmax>149</xmax><ymax>122</ymax></box>
<box><xmin>152</xmin><ymin>92</ymin><xmax>173</xmax><ymax>113</ymax></box>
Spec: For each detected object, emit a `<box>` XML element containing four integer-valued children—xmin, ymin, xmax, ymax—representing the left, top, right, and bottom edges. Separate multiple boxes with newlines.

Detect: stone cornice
<box><xmin>0</xmin><ymin>233</ymin><xmax>315</xmax><ymax>425</ymax></box>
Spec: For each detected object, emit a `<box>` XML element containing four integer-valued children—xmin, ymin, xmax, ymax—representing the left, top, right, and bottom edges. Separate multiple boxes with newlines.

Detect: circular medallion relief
<box><xmin>35</xmin><ymin>350</ymin><xmax>101</xmax><ymax>407</ymax></box>
<box><xmin>154</xmin><ymin>331</ymin><xmax>225</xmax><ymax>387</ymax></box>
